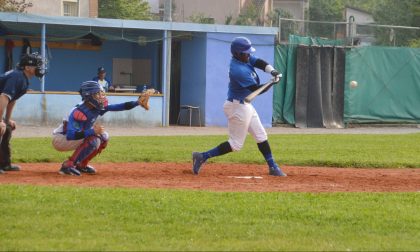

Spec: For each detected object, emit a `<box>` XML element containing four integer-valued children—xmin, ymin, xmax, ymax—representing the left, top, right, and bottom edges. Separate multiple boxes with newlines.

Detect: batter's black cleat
<box><xmin>59</xmin><ymin>161</ymin><xmax>81</xmax><ymax>176</ymax></box>
<box><xmin>1</xmin><ymin>164</ymin><xmax>21</xmax><ymax>171</ymax></box>
<box><xmin>76</xmin><ymin>165</ymin><xmax>96</xmax><ymax>174</ymax></box>
<box><xmin>0</xmin><ymin>168</ymin><xmax>5</xmax><ymax>174</ymax></box>
<box><xmin>269</xmin><ymin>164</ymin><xmax>287</xmax><ymax>177</ymax></box>
<box><xmin>192</xmin><ymin>152</ymin><xmax>206</xmax><ymax>175</ymax></box>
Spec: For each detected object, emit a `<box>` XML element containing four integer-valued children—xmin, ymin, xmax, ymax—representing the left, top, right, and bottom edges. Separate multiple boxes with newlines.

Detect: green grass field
<box><xmin>11</xmin><ymin>133</ymin><xmax>420</xmax><ymax>168</ymax></box>
<box><xmin>1</xmin><ymin>134</ymin><xmax>419</xmax><ymax>251</ymax></box>
<box><xmin>1</xmin><ymin>185</ymin><xmax>419</xmax><ymax>251</ymax></box>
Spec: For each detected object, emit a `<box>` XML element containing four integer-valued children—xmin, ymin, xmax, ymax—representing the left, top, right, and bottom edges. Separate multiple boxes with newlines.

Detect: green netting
<box><xmin>344</xmin><ymin>47</ymin><xmax>420</xmax><ymax>123</ymax></box>
<box><xmin>272</xmin><ymin>44</ymin><xmax>288</xmax><ymax>124</ymax></box>
<box><xmin>273</xmin><ymin>35</ymin><xmax>344</xmax><ymax>124</ymax></box>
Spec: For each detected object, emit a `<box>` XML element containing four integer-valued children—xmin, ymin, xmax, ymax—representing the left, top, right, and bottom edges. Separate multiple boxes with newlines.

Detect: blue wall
<box><xmin>2</xmin><ymin>32</ymin><xmax>276</xmax><ymax>128</ymax></box>
<box><xmin>205</xmin><ymin>33</ymin><xmax>276</xmax><ymax>127</ymax></box>
<box><xmin>0</xmin><ymin>40</ymin><xmax>160</xmax><ymax>92</ymax></box>
<box><xmin>180</xmin><ymin>34</ymin><xmax>207</xmax><ymax>123</ymax></box>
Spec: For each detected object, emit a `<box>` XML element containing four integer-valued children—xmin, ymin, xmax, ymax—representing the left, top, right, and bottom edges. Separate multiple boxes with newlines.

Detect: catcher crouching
<box><xmin>52</xmin><ymin>81</ymin><xmax>152</xmax><ymax>176</ymax></box>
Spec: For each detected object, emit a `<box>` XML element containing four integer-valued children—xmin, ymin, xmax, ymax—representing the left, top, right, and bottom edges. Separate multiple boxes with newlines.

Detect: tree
<box><xmin>307</xmin><ymin>0</ymin><xmax>419</xmax><ymax>46</ymax></box>
<box><xmin>99</xmin><ymin>0</ymin><xmax>152</xmax><ymax>20</ymax></box>
<box><xmin>188</xmin><ymin>13</ymin><xmax>215</xmax><ymax>24</ymax></box>
<box><xmin>308</xmin><ymin>0</ymin><xmax>346</xmax><ymax>38</ymax></box>
<box><xmin>225</xmin><ymin>15</ymin><xmax>233</xmax><ymax>25</ymax></box>
<box><xmin>309</xmin><ymin>0</ymin><xmax>378</xmax><ymax>23</ymax></box>
<box><xmin>372</xmin><ymin>0</ymin><xmax>420</xmax><ymax>46</ymax></box>
<box><xmin>0</xmin><ymin>0</ymin><xmax>32</xmax><ymax>12</ymax></box>
<box><xmin>268</xmin><ymin>8</ymin><xmax>293</xmax><ymax>27</ymax></box>
<box><xmin>268</xmin><ymin>8</ymin><xmax>296</xmax><ymax>41</ymax></box>
<box><xmin>409</xmin><ymin>39</ymin><xmax>420</xmax><ymax>48</ymax></box>
<box><xmin>235</xmin><ymin>1</ymin><xmax>262</xmax><ymax>26</ymax></box>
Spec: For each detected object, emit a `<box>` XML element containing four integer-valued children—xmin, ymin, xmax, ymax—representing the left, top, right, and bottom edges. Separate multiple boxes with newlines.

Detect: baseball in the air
<box><xmin>350</xmin><ymin>80</ymin><xmax>358</xmax><ymax>88</ymax></box>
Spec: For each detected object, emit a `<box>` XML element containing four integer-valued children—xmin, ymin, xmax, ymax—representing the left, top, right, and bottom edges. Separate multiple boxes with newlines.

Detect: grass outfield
<box><xmin>11</xmin><ymin>133</ymin><xmax>420</xmax><ymax>168</ymax></box>
<box><xmin>0</xmin><ymin>185</ymin><xmax>419</xmax><ymax>251</ymax></box>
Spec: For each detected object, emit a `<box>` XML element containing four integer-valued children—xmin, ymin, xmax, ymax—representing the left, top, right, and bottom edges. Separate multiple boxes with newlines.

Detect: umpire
<box><xmin>0</xmin><ymin>52</ymin><xmax>46</xmax><ymax>174</ymax></box>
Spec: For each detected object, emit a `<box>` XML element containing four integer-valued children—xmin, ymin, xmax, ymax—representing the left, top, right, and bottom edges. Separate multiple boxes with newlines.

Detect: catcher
<box><xmin>52</xmin><ymin>81</ymin><xmax>154</xmax><ymax>176</ymax></box>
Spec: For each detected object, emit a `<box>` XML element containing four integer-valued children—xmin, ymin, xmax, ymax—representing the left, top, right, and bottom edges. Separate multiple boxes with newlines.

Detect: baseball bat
<box><xmin>244</xmin><ymin>77</ymin><xmax>280</xmax><ymax>103</ymax></box>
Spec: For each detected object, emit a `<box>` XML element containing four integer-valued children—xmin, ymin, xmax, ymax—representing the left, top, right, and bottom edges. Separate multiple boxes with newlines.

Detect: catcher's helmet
<box><xmin>230</xmin><ymin>37</ymin><xmax>255</xmax><ymax>55</ymax></box>
<box><xmin>79</xmin><ymin>81</ymin><xmax>108</xmax><ymax>110</ymax></box>
<box><xmin>18</xmin><ymin>52</ymin><xmax>47</xmax><ymax>78</ymax></box>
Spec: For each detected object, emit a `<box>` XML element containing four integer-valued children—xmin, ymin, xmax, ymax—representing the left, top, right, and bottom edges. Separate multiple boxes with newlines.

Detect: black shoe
<box><xmin>2</xmin><ymin>164</ymin><xmax>21</xmax><ymax>171</ymax></box>
<box><xmin>192</xmin><ymin>152</ymin><xmax>206</xmax><ymax>175</ymax></box>
<box><xmin>0</xmin><ymin>169</ymin><xmax>5</xmax><ymax>174</ymax></box>
<box><xmin>76</xmin><ymin>165</ymin><xmax>96</xmax><ymax>174</ymax></box>
<box><xmin>58</xmin><ymin>161</ymin><xmax>81</xmax><ymax>176</ymax></box>
<box><xmin>268</xmin><ymin>164</ymin><xmax>287</xmax><ymax>177</ymax></box>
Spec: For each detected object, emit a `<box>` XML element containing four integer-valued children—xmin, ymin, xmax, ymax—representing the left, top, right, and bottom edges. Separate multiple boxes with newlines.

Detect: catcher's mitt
<box><xmin>138</xmin><ymin>88</ymin><xmax>155</xmax><ymax>110</ymax></box>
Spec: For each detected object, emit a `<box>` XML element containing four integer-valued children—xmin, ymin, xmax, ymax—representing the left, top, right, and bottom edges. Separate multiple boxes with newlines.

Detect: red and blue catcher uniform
<box><xmin>52</xmin><ymin>81</ymin><xmax>139</xmax><ymax>176</ymax></box>
<box><xmin>64</xmin><ymin>101</ymin><xmax>138</xmax><ymax>168</ymax></box>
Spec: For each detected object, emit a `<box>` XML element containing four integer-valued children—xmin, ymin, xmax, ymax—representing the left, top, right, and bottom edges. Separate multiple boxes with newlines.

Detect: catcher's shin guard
<box><xmin>69</xmin><ymin>133</ymin><xmax>108</xmax><ymax>169</ymax></box>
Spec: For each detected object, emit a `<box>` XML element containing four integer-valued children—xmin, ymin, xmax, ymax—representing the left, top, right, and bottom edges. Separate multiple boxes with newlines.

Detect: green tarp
<box><xmin>345</xmin><ymin>47</ymin><xmax>420</xmax><ymax>123</ymax></box>
<box><xmin>273</xmin><ymin>35</ymin><xmax>420</xmax><ymax>125</ymax></box>
<box><xmin>273</xmin><ymin>35</ymin><xmax>344</xmax><ymax>124</ymax></box>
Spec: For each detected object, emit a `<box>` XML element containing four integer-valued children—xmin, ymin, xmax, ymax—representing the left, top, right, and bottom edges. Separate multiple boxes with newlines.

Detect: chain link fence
<box><xmin>278</xmin><ymin>17</ymin><xmax>420</xmax><ymax>47</ymax></box>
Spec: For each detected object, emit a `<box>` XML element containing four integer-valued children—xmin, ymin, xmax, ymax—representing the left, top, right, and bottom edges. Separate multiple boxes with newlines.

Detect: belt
<box><xmin>227</xmin><ymin>98</ymin><xmax>245</xmax><ymax>104</ymax></box>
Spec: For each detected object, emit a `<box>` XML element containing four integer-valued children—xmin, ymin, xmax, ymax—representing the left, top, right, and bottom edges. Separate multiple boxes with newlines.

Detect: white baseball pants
<box><xmin>223</xmin><ymin>100</ymin><xmax>267</xmax><ymax>151</ymax></box>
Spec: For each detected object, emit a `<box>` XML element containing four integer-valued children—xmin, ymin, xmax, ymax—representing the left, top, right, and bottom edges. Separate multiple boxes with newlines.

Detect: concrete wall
<box><xmin>27</xmin><ymin>0</ymin><xmax>63</xmax><ymax>17</ymax></box>
<box><xmin>205</xmin><ymin>33</ymin><xmax>276</xmax><ymax>127</ymax></box>
<box><xmin>13</xmin><ymin>93</ymin><xmax>163</xmax><ymax>127</ymax></box>
<box><xmin>172</xmin><ymin>0</ymin><xmax>244</xmax><ymax>24</ymax></box>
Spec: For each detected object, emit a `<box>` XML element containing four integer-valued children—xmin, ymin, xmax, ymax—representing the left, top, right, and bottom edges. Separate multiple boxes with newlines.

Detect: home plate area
<box><xmin>228</xmin><ymin>176</ymin><xmax>263</xmax><ymax>179</ymax></box>
<box><xmin>0</xmin><ymin>162</ymin><xmax>419</xmax><ymax>192</ymax></box>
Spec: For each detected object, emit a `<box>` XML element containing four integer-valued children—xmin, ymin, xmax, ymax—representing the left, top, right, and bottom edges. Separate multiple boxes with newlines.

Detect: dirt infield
<box><xmin>1</xmin><ymin>162</ymin><xmax>419</xmax><ymax>192</ymax></box>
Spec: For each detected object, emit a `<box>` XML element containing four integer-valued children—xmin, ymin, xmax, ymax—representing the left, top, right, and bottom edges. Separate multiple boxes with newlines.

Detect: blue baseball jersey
<box><xmin>65</xmin><ymin>101</ymin><xmax>138</xmax><ymax>140</ymax></box>
<box><xmin>92</xmin><ymin>76</ymin><xmax>112</xmax><ymax>92</ymax></box>
<box><xmin>227</xmin><ymin>55</ymin><xmax>261</xmax><ymax>101</ymax></box>
<box><xmin>0</xmin><ymin>69</ymin><xmax>30</xmax><ymax>101</ymax></box>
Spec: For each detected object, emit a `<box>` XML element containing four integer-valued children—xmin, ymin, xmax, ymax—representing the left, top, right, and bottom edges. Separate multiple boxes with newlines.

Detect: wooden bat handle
<box><xmin>244</xmin><ymin>78</ymin><xmax>279</xmax><ymax>103</ymax></box>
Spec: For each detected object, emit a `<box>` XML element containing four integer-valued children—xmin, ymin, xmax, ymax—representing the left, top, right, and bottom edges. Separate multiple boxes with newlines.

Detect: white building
<box><xmin>345</xmin><ymin>6</ymin><xmax>375</xmax><ymax>45</ymax></box>
<box><xmin>26</xmin><ymin>0</ymin><xmax>98</xmax><ymax>18</ymax></box>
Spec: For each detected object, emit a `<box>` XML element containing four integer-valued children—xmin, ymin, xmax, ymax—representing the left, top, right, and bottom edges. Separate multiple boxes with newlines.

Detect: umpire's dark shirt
<box><xmin>0</xmin><ymin>69</ymin><xmax>30</xmax><ymax>102</ymax></box>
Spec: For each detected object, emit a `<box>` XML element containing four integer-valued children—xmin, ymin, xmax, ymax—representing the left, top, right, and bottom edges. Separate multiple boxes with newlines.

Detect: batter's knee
<box><xmin>228</xmin><ymin>139</ymin><xmax>243</xmax><ymax>151</ymax></box>
<box><xmin>255</xmin><ymin>135</ymin><xmax>268</xmax><ymax>143</ymax></box>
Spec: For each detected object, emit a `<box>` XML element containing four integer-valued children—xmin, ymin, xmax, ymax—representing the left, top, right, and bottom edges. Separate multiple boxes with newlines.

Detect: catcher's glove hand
<box><xmin>138</xmin><ymin>88</ymin><xmax>155</xmax><ymax>110</ymax></box>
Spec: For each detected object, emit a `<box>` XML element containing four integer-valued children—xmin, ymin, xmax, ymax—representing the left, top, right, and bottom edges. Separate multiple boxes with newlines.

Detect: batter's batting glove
<box><xmin>271</xmin><ymin>70</ymin><xmax>282</xmax><ymax>83</ymax></box>
<box><xmin>271</xmin><ymin>69</ymin><xmax>279</xmax><ymax>77</ymax></box>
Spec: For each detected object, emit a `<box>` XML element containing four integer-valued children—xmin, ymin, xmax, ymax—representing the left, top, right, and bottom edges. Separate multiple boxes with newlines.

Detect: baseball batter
<box><xmin>0</xmin><ymin>53</ymin><xmax>46</xmax><ymax>174</ymax></box>
<box><xmin>52</xmin><ymin>81</ymin><xmax>150</xmax><ymax>176</ymax></box>
<box><xmin>192</xmin><ymin>37</ymin><xmax>286</xmax><ymax>176</ymax></box>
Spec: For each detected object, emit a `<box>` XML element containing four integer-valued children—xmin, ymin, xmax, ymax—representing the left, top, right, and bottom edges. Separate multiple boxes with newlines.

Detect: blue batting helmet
<box><xmin>79</xmin><ymin>81</ymin><xmax>108</xmax><ymax>110</ymax></box>
<box><xmin>230</xmin><ymin>37</ymin><xmax>256</xmax><ymax>55</ymax></box>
